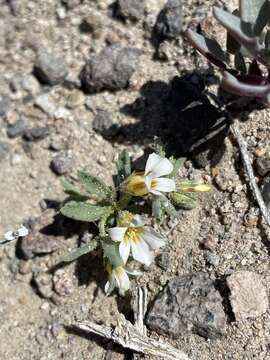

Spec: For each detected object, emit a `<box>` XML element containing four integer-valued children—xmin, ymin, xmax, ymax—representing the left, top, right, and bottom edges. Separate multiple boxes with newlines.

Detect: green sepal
<box><xmin>102</xmin><ymin>239</ymin><xmax>123</xmax><ymax>267</ymax></box>
<box><xmin>61</xmin><ymin>240</ymin><xmax>98</xmax><ymax>263</ymax></box>
<box><xmin>78</xmin><ymin>171</ymin><xmax>112</xmax><ymax>200</ymax></box>
<box><xmin>61</xmin><ymin>201</ymin><xmax>113</xmax><ymax>222</ymax></box>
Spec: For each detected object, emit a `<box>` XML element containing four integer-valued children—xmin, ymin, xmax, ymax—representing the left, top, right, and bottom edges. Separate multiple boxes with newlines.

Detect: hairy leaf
<box><xmin>62</xmin><ymin>240</ymin><xmax>98</xmax><ymax>263</ymax></box>
<box><xmin>78</xmin><ymin>171</ymin><xmax>111</xmax><ymax>199</ymax></box>
<box><xmin>152</xmin><ymin>196</ymin><xmax>163</xmax><ymax>219</ymax></box>
<box><xmin>116</xmin><ymin>150</ymin><xmax>131</xmax><ymax>185</ymax></box>
<box><xmin>62</xmin><ymin>179</ymin><xmax>86</xmax><ymax>199</ymax></box>
<box><xmin>161</xmin><ymin>200</ymin><xmax>178</xmax><ymax>217</ymax></box>
<box><xmin>61</xmin><ymin>201</ymin><xmax>112</xmax><ymax>222</ymax></box>
<box><xmin>186</xmin><ymin>29</ymin><xmax>227</xmax><ymax>69</ymax></box>
<box><xmin>169</xmin><ymin>192</ymin><xmax>196</xmax><ymax>210</ymax></box>
<box><xmin>102</xmin><ymin>240</ymin><xmax>123</xmax><ymax>267</ymax></box>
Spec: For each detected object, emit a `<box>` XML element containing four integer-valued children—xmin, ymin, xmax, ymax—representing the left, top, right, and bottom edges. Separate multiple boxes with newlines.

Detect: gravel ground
<box><xmin>0</xmin><ymin>1</ymin><xmax>270</xmax><ymax>359</ymax></box>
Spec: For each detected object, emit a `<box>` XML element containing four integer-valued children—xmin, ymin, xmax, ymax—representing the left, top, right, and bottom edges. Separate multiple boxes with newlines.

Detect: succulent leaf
<box><xmin>186</xmin><ymin>29</ymin><xmax>228</xmax><ymax>69</ymax></box>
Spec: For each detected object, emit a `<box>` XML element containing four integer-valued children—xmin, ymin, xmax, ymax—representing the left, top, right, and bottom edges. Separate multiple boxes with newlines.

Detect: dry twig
<box><xmin>230</xmin><ymin>120</ymin><xmax>270</xmax><ymax>227</ymax></box>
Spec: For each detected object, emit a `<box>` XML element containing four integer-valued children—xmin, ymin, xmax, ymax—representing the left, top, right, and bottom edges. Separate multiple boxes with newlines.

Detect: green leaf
<box><xmin>152</xmin><ymin>196</ymin><xmax>163</xmax><ymax>219</ymax></box>
<box><xmin>116</xmin><ymin>150</ymin><xmax>131</xmax><ymax>184</ymax></box>
<box><xmin>161</xmin><ymin>200</ymin><xmax>178</xmax><ymax>217</ymax></box>
<box><xmin>170</xmin><ymin>192</ymin><xmax>196</xmax><ymax>210</ymax></box>
<box><xmin>62</xmin><ymin>240</ymin><xmax>98</xmax><ymax>263</ymax></box>
<box><xmin>102</xmin><ymin>240</ymin><xmax>123</xmax><ymax>267</ymax></box>
<box><xmin>61</xmin><ymin>201</ymin><xmax>112</xmax><ymax>222</ymax></box>
<box><xmin>78</xmin><ymin>171</ymin><xmax>112</xmax><ymax>200</ymax></box>
<box><xmin>62</xmin><ymin>179</ymin><xmax>85</xmax><ymax>197</ymax></box>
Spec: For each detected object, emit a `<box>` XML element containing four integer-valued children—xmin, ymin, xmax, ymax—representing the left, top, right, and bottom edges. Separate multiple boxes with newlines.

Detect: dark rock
<box><xmin>7</xmin><ymin>118</ymin><xmax>28</xmax><ymax>138</ymax></box>
<box><xmin>227</xmin><ymin>271</ymin><xmax>269</xmax><ymax>321</ymax></box>
<box><xmin>80</xmin><ymin>44</ymin><xmax>141</xmax><ymax>93</ymax></box>
<box><xmin>50</xmin><ymin>151</ymin><xmax>73</xmax><ymax>175</ymax></box>
<box><xmin>155</xmin><ymin>0</ymin><xmax>182</xmax><ymax>40</ymax></box>
<box><xmin>20</xmin><ymin>209</ymin><xmax>64</xmax><ymax>259</ymax></box>
<box><xmin>80</xmin><ymin>12</ymin><xmax>104</xmax><ymax>38</ymax></box>
<box><xmin>115</xmin><ymin>0</ymin><xmax>145</xmax><ymax>22</ymax></box>
<box><xmin>146</xmin><ymin>272</ymin><xmax>226</xmax><ymax>339</ymax></box>
<box><xmin>0</xmin><ymin>95</ymin><xmax>10</xmax><ymax>117</ymax></box>
<box><xmin>34</xmin><ymin>50</ymin><xmax>68</xmax><ymax>86</ymax></box>
<box><xmin>0</xmin><ymin>142</ymin><xmax>10</xmax><ymax>161</ymax></box>
<box><xmin>255</xmin><ymin>156</ymin><xmax>270</xmax><ymax>176</ymax></box>
<box><xmin>92</xmin><ymin>110</ymin><xmax>118</xmax><ymax>137</ymax></box>
<box><xmin>24</xmin><ymin>126</ymin><xmax>50</xmax><ymax>141</ymax></box>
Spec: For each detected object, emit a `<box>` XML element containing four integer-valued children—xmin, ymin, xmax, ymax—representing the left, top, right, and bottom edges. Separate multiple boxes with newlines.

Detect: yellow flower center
<box><xmin>124</xmin><ymin>227</ymin><xmax>144</xmax><ymax>244</ymax></box>
<box><xmin>151</xmin><ymin>179</ymin><xmax>157</xmax><ymax>189</ymax></box>
<box><xmin>118</xmin><ymin>211</ymin><xmax>134</xmax><ymax>227</ymax></box>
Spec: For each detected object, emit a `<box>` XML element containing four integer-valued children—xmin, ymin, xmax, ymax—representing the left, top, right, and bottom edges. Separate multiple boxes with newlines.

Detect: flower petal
<box><xmin>4</xmin><ymin>231</ymin><xmax>15</xmax><ymax>241</ymax></box>
<box><xmin>115</xmin><ymin>267</ymin><xmax>130</xmax><ymax>295</ymax></box>
<box><xmin>119</xmin><ymin>241</ymin><xmax>131</xmax><ymax>264</ymax></box>
<box><xmin>131</xmin><ymin>239</ymin><xmax>154</xmax><ymax>266</ymax></box>
<box><xmin>152</xmin><ymin>178</ymin><xmax>176</xmax><ymax>192</ymax></box>
<box><xmin>18</xmin><ymin>225</ymin><xmax>29</xmax><ymax>237</ymax></box>
<box><xmin>144</xmin><ymin>175</ymin><xmax>152</xmax><ymax>191</ymax></box>
<box><xmin>131</xmin><ymin>214</ymin><xmax>145</xmax><ymax>227</ymax></box>
<box><xmin>145</xmin><ymin>153</ymin><xmax>174</xmax><ymax>178</ymax></box>
<box><xmin>141</xmin><ymin>227</ymin><xmax>165</xmax><ymax>250</ymax></box>
<box><xmin>108</xmin><ymin>227</ymin><xmax>127</xmax><ymax>242</ymax></box>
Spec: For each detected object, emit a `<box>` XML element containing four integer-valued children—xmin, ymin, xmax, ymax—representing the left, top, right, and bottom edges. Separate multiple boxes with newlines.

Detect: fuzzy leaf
<box><xmin>78</xmin><ymin>171</ymin><xmax>111</xmax><ymax>200</ymax></box>
<box><xmin>162</xmin><ymin>200</ymin><xmax>178</xmax><ymax>217</ymax></box>
<box><xmin>62</xmin><ymin>179</ymin><xmax>85</xmax><ymax>198</ymax></box>
<box><xmin>116</xmin><ymin>150</ymin><xmax>131</xmax><ymax>185</ymax></box>
<box><xmin>169</xmin><ymin>192</ymin><xmax>196</xmax><ymax>210</ymax></box>
<box><xmin>152</xmin><ymin>196</ymin><xmax>163</xmax><ymax>219</ymax></box>
<box><xmin>62</xmin><ymin>240</ymin><xmax>98</xmax><ymax>263</ymax></box>
<box><xmin>61</xmin><ymin>201</ymin><xmax>112</xmax><ymax>222</ymax></box>
<box><xmin>213</xmin><ymin>7</ymin><xmax>264</xmax><ymax>63</ymax></box>
<box><xmin>221</xmin><ymin>71</ymin><xmax>270</xmax><ymax>102</ymax></box>
<box><xmin>186</xmin><ymin>29</ymin><xmax>227</xmax><ymax>69</ymax></box>
<box><xmin>102</xmin><ymin>240</ymin><xmax>123</xmax><ymax>267</ymax></box>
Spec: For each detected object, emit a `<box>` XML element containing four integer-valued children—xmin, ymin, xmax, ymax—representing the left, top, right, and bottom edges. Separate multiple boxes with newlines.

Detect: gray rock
<box><xmin>116</xmin><ymin>0</ymin><xmax>145</xmax><ymax>22</ymax></box>
<box><xmin>0</xmin><ymin>95</ymin><xmax>10</xmax><ymax>117</ymax></box>
<box><xmin>80</xmin><ymin>12</ymin><xmax>104</xmax><ymax>38</ymax></box>
<box><xmin>146</xmin><ymin>272</ymin><xmax>226</xmax><ymax>339</ymax></box>
<box><xmin>24</xmin><ymin>126</ymin><xmax>50</xmax><ymax>141</ymax></box>
<box><xmin>7</xmin><ymin>118</ymin><xmax>27</xmax><ymax>138</ymax></box>
<box><xmin>50</xmin><ymin>151</ymin><xmax>73</xmax><ymax>175</ymax></box>
<box><xmin>34</xmin><ymin>50</ymin><xmax>68</xmax><ymax>86</ymax></box>
<box><xmin>20</xmin><ymin>209</ymin><xmax>64</xmax><ymax>259</ymax></box>
<box><xmin>35</xmin><ymin>93</ymin><xmax>57</xmax><ymax>116</ymax></box>
<box><xmin>92</xmin><ymin>110</ymin><xmax>118</xmax><ymax>137</ymax></box>
<box><xmin>80</xmin><ymin>44</ymin><xmax>141</xmax><ymax>93</ymax></box>
<box><xmin>21</xmin><ymin>74</ymin><xmax>40</xmax><ymax>94</ymax></box>
<box><xmin>227</xmin><ymin>271</ymin><xmax>269</xmax><ymax>321</ymax></box>
<box><xmin>255</xmin><ymin>156</ymin><xmax>270</xmax><ymax>176</ymax></box>
<box><xmin>155</xmin><ymin>0</ymin><xmax>183</xmax><ymax>40</ymax></box>
<box><xmin>204</xmin><ymin>252</ymin><xmax>220</xmax><ymax>267</ymax></box>
<box><xmin>0</xmin><ymin>142</ymin><xmax>10</xmax><ymax>161</ymax></box>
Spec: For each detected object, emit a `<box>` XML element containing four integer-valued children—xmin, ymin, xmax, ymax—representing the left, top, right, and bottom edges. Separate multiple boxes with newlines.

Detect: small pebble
<box><xmin>50</xmin><ymin>151</ymin><xmax>73</xmax><ymax>175</ymax></box>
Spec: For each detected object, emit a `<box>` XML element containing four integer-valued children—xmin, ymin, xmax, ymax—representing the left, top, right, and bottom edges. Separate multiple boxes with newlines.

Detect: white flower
<box><xmin>108</xmin><ymin>214</ymin><xmax>165</xmax><ymax>266</ymax></box>
<box><xmin>124</xmin><ymin>153</ymin><xmax>176</xmax><ymax>198</ymax></box>
<box><xmin>105</xmin><ymin>264</ymin><xmax>141</xmax><ymax>296</ymax></box>
<box><xmin>2</xmin><ymin>224</ymin><xmax>29</xmax><ymax>244</ymax></box>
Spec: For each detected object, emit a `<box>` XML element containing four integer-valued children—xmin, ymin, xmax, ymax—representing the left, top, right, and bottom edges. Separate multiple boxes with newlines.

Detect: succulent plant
<box><xmin>186</xmin><ymin>0</ymin><xmax>270</xmax><ymax>105</ymax></box>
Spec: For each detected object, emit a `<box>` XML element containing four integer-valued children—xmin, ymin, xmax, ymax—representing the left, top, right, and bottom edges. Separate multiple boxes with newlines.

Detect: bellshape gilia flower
<box><xmin>105</xmin><ymin>264</ymin><xmax>130</xmax><ymax>296</ymax></box>
<box><xmin>108</xmin><ymin>214</ymin><xmax>165</xmax><ymax>266</ymax></box>
<box><xmin>123</xmin><ymin>153</ymin><xmax>176</xmax><ymax>198</ymax></box>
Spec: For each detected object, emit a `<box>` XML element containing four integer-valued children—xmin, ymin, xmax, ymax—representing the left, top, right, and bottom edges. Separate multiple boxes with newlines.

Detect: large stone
<box><xmin>34</xmin><ymin>50</ymin><xmax>68</xmax><ymax>86</ymax></box>
<box><xmin>146</xmin><ymin>272</ymin><xmax>226</xmax><ymax>339</ymax></box>
<box><xmin>227</xmin><ymin>271</ymin><xmax>269</xmax><ymax>321</ymax></box>
<box><xmin>155</xmin><ymin>0</ymin><xmax>182</xmax><ymax>40</ymax></box>
<box><xmin>20</xmin><ymin>209</ymin><xmax>64</xmax><ymax>259</ymax></box>
<box><xmin>80</xmin><ymin>44</ymin><xmax>141</xmax><ymax>93</ymax></box>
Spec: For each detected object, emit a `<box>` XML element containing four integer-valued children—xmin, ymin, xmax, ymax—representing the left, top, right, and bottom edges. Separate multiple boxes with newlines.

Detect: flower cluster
<box><xmin>60</xmin><ymin>150</ymin><xmax>210</xmax><ymax>296</ymax></box>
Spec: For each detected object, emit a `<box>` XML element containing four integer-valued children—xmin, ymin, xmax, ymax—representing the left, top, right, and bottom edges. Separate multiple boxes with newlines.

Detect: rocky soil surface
<box><xmin>1</xmin><ymin>0</ymin><xmax>270</xmax><ymax>359</ymax></box>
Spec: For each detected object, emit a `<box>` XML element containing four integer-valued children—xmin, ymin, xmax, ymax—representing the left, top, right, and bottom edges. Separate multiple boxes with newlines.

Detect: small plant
<box><xmin>186</xmin><ymin>0</ymin><xmax>270</xmax><ymax>105</ymax></box>
<box><xmin>60</xmin><ymin>149</ymin><xmax>210</xmax><ymax>295</ymax></box>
